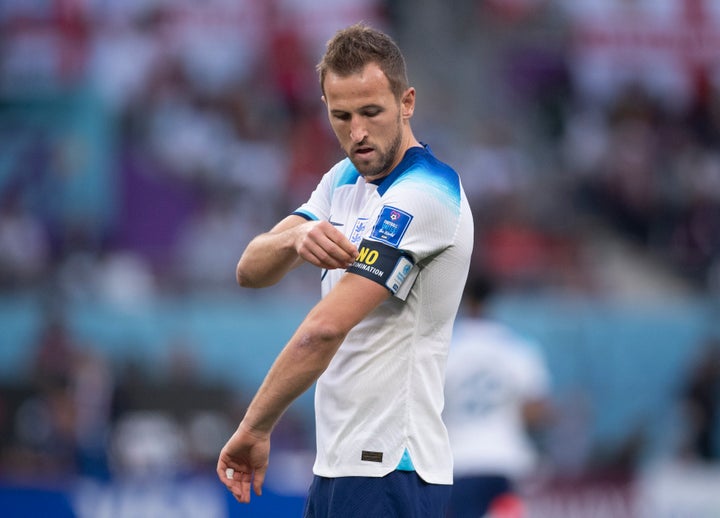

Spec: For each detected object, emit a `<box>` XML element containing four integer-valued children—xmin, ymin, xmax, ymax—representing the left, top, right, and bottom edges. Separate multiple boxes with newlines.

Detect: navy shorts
<box><xmin>447</xmin><ymin>474</ymin><xmax>512</xmax><ymax>518</ymax></box>
<box><xmin>303</xmin><ymin>471</ymin><xmax>451</xmax><ymax>518</ymax></box>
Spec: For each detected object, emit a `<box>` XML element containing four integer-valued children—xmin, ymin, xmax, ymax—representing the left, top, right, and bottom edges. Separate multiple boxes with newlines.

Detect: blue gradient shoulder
<box><xmin>411</xmin><ymin>158</ymin><xmax>462</xmax><ymax>197</ymax></box>
<box><xmin>330</xmin><ymin>159</ymin><xmax>361</xmax><ymax>190</ymax></box>
<box><xmin>393</xmin><ymin>151</ymin><xmax>462</xmax><ymax>210</ymax></box>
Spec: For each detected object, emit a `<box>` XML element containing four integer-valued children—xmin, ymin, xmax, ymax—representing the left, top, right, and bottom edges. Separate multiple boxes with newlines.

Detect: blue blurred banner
<box><xmin>0</xmin><ymin>476</ymin><xmax>306</xmax><ymax>518</ymax></box>
<box><xmin>4</xmin><ymin>463</ymin><xmax>720</xmax><ymax>518</ymax></box>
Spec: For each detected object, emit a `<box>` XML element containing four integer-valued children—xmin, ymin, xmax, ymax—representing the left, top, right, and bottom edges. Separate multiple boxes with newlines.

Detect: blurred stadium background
<box><xmin>2</xmin><ymin>0</ymin><xmax>720</xmax><ymax>516</ymax></box>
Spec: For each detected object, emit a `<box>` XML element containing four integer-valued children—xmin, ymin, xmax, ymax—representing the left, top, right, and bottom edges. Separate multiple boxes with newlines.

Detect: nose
<box><xmin>349</xmin><ymin>116</ymin><xmax>367</xmax><ymax>143</ymax></box>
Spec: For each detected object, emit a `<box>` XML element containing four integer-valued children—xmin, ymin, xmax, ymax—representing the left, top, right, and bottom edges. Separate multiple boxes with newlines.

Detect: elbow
<box><xmin>235</xmin><ymin>260</ymin><xmax>273</xmax><ymax>289</ymax></box>
<box><xmin>286</xmin><ymin>305</ymin><xmax>355</xmax><ymax>371</ymax></box>
<box><xmin>313</xmin><ymin>323</ymin><xmax>348</xmax><ymax>346</ymax></box>
<box><xmin>295</xmin><ymin>318</ymin><xmax>348</xmax><ymax>356</ymax></box>
<box><xmin>235</xmin><ymin>265</ymin><xmax>254</xmax><ymax>288</ymax></box>
<box><xmin>301</xmin><ymin>319</ymin><xmax>348</xmax><ymax>351</ymax></box>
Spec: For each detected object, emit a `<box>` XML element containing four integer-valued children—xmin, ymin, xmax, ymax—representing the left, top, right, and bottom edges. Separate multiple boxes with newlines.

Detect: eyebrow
<box><xmin>330</xmin><ymin>104</ymin><xmax>384</xmax><ymax>115</ymax></box>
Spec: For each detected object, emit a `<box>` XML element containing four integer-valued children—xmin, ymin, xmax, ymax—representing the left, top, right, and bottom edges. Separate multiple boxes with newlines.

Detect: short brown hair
<box><xmin>317</xmin><ymin>23</ymin><xmax>409</xmax><ymax>99</ymax></box>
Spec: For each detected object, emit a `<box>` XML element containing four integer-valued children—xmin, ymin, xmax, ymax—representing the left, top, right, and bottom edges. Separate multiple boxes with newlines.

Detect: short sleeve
<box><xmin>367</xmin><ymin>169</ymin><xmax>463</xmax><ymax>262</ymax></box>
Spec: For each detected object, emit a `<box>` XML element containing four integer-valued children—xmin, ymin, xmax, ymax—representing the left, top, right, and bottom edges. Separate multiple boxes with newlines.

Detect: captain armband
<box><xmin>346</xmin><ymin>239</ymin><xmax>415</xmax><ymax>295</ymax></box>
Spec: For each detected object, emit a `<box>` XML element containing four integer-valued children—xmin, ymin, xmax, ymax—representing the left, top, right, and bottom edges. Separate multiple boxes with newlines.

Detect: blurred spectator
<box><xmin>172</xmin><ymin>190</ymin><xmax>258</xmax><ymax>290</ymax></box>
<box><xmin>109</xmin><ymin>338</ymin><xmax>237</xmax><ymax>476</ymax></box>
<box><xmin>444</xmin><ymin>275</ymin><xmax>553</xmax><ymax>518</ymax></box>
<box><xmin>72</xmin><ymin>348</ymin><xmax>114</xmax><ymax>478</ymax></box>
<box><xmin>284</xmin><ymin>101</ymin><xmax>343</xmax><ymax>209</ymax></box>
<box><xmin>109</xmin><ymin>410</ymin><xmax>189</xmax><ymax>478</ymax></box>
<box><xmin>0</xmin><ymin>189</ymin><xmax>50</xmax><ymax>290</ymax></box>
<box><xmin>143</xmin><ymin>71</ymin><xmax>241</xmax><ymax>182</ymax></box>
<box><xmin>475</xmin><ymin>194</ymin><xmax>585</xmax><ymax>294</ymax></box>
<box><xmin>10</xmin><ymin>376</ymin><xmax>79</xmax><ymax>477</ymax></box>
<box><xmin>456</xmin><ymin>121</ymin><xmax>534</xmax><ymax>210</ymax></box>
<box><xmin>30</xmin><ymin>312</ymin><xmax>80</xmax><ymax>391</ymax></box>
<box><xmin>2</xmin><ymin>312</ymin><xmax>112</xmax><ymax>478</ymax></box>
<box><xmin>87</xmin><ymin>3</ymin><xmax>166</xmax><ymax>114</ymax></box>
<box><xmin>93</xmin><ymin>246</ymin><xmax>156</xmax><ymax>308</ymax></box>
<box><xmin>669</xmin><ymin>151</ymin><xmax>720</xmax><ymax>284</ymax></box>
<box><xmin>54</xmin><ymin>234</ymin><xmax>155</xmax><ymax>307</ymax></box>
<box><xmin>264</xmin><ymin>13</ymin><xmax>317</xmax><ymax>116</ymax></box>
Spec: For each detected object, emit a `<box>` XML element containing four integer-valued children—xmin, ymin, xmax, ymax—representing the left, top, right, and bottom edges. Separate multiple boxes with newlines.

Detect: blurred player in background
<box><xmin>217</xmin><ymin>23</ymin><xmax>473</xmax><ymax>517</ymax></box>
<box><xmin>444</xmin><ymin>275</ymin><xmax>552</xmax><ymax>518</ymax></box>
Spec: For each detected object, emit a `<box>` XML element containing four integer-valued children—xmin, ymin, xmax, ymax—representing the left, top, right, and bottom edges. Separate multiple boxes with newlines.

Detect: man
<box><xmin>444</xmin><ymin>275</ymin><xmax>552</xmax><ymax>518</ymax></box>
<box><xmin>217</xmin><ymin>23</ymin><xmax>473</xmax><ymax>517</ymax></box>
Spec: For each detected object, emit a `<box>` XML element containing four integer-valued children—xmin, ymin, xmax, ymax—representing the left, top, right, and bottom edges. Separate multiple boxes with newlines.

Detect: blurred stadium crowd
<box><xmin>2</xmin><ymin>0</ymin><xmax>720</xmax><ymax>514</ymax></box>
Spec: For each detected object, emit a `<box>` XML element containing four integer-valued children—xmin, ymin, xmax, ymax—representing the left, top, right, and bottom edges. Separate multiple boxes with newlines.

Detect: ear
<box><xmin>401</xmin><ymin>87</ymin><xmax>415</xmax><ymax>119</ymax></box>
<box><xmin>321</xmin><ymin>95</ymin><xmax>327</xmax><ymax>107</ymax></box>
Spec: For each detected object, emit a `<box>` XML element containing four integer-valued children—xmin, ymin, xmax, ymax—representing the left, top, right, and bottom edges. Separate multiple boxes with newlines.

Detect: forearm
<box><xmin>240</xmin><ymin>274</ymin><xmax>389</xmax><ymax>435</ymax></box>
<box><xmin>241</xmin><ymin>322</ymin><xmax>345</xmax><ymax>434</ymax></box>
<box><xmin>237</xmin><ymin>215</ymin><xmax>360</xmax><ymax>288</ymax></box>
<box><xmin>236</xmin><ymin>215</ymin><xmax>309</xmax><ymax>288</ymax></box>
<box><xmin>236</xmin><ymin>230</ymin><xmax>302</xmax><ymax>288</ymax></box>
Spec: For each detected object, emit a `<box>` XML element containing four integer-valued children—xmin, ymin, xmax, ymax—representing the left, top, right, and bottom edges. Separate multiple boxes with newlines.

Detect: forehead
<box><xmin>323</xmin><ymin>62</ymin><xmax>395</xmax><ymax>109</ymax></box>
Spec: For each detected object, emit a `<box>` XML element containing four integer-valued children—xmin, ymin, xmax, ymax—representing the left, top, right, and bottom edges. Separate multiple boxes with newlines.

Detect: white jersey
<box><xmin>443</xmin><ymin>319</ymin><xmax>551</xmax><ymax>479</ymax></box>
<box><xmin>294</xmin><ymin>145</ymin><xmax>473</xmax><ymax>484</ymax></box>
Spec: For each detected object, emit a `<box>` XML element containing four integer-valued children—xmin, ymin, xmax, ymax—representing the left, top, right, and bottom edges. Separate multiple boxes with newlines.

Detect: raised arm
<box><xmin>217</xmin><ymin>272</ymin><xmax>391</xmax><ymax>502</ymax></box>
<box><xmin>236</xmin><ymin>215</ymin><xmax>359</xmax><ymax>288</ymax></box>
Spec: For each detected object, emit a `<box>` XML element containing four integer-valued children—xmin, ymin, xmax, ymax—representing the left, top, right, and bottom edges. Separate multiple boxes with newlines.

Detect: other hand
<box><xmin>216</xmin><ymin>422</ymin><xmax>271</xmax><ymax>503</ymax></box>
<box><xmin>296</xmin><ymin>220</ymin><xmax>358</xmax><ymax>270</ymax></box>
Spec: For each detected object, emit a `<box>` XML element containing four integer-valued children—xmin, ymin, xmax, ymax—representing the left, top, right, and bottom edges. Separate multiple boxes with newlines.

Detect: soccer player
<box><xmin>444</xmin><ymin>275</ymin><xmax>552</xmax><ymax>518</ymax></box>
<box><xmin>216</xmin><ymin>23</ymin><xmax>473</xmax><ymax>517</ymax></box>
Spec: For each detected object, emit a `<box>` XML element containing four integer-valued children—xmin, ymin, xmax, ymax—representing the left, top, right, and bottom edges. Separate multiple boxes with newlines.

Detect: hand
<box><xmin>216</xmin><ymin>422</ymin><xmax>270</xmax><ymax>504</ymax></box>
<box><xmin>296</xmin><ymin>220</ymin><xmax>358</xmax><ymax>270</ymax></box>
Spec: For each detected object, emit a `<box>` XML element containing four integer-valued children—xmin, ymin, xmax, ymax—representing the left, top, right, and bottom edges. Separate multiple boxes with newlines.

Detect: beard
<box><xmin>347</xmin><ymin>124</ymin><xmax>403</xmax><ymax>180</ymax></box>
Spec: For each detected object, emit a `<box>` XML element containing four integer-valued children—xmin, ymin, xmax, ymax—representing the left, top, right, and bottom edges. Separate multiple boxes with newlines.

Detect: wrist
<box><xmin>238</xmin><ymin>418</ymin><xmax>271</xmax><ymax>440</ymax></box>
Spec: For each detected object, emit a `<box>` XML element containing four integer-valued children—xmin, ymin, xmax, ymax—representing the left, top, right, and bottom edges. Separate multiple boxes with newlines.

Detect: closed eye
<box><xmin>331</xmin><ymin>111</ymin><xmax>351</xmax><ymax>121</ymax></box>
<box><xmin>361</xmin><ymin>107</ymin><xmax>382</xmax><ymax>117</ymax></box>
<box><xmin>331</xmin><ymin>106</ymin><xmax>384</xmax><ymax>121</ymax></box>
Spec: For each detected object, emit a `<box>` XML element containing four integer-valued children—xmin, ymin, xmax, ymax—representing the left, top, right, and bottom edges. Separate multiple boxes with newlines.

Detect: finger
<box><xmin>217</xmin><ymin>463</ymin><xmax>233</xmax><ymax>487</ymax></box>
<box><xmin>225</xmin><ymin>469</ymin><xmax>253</xmax><ymax>503</ymax></box>
<box><xmin>253</xmin><ymin>466</ymin><xmax>267</xmax><ymax>497</ymax></box>
<box><xmin>330</xmin><ymin>244</ymin><xmax>358</xmax><ymax>266</ymax></box>
<box><xmin>331</xmin><ymin>232</ymin><xmax>359</xmax><ymax>259</ymax></box>
<box><xmin>302</xmin><ymin>242</ymin><xmax>350</xmax><ymax>269</ymax></box>
<box><xmin>304</xmin><ymin>225</ymin><xmax>357</xmax><ymax>267</ymax></box>
<box><xmin>237</xmin><ymin>470</ymin><xmax>254</xmax><ymax>503</ymax></box>
<box><xmin>312</xmin><ymin>236</ymin><xmax>358</xmax><ymax>268</ymax></box>
<box><xmin>217</xmin><ymin>463</ymin><xmax>253</xmax><ymax>503</ymax></box>
<box><xmin>324</xmin><ymin>227</ymin><xmax>359</xmax><ymax>260</ymax></box>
